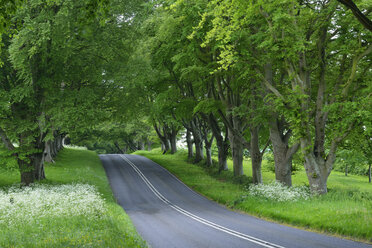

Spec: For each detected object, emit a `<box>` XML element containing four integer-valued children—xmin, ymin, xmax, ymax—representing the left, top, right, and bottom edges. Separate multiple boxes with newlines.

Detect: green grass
<box><xmin>134</xmin><ymin>148</ymin><xmax>372</xmax><ymax>243</ymax></box>
<box><xmin>0</xmin><ymin>168</ymin><xmax>19</xmax><ymax>188</ymax></box>
<box><xmin>0</xmin><ymin>148</ymin><xmax>147</xmax><ymax>248</ymax></box>
<box><xmin>230</xmin><ymin>157</ymin><xmax>371</xmax><ymax>193</ymax></box>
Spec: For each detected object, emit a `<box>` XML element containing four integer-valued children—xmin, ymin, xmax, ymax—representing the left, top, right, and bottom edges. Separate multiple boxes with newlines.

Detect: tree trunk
<box><xmin>345</xmin><ymin>164</ymin><xmax>348</xmax><ymax>176</ymax></box>
<box><xmin>169</xmin><ymin>130</ymin><xmax>177</xmax><ymax>154</ymax></box>
<box><xmin>57</xmin><ymin>135</ymin><xmax>62</xmax><ymax>151</ymax></box>
<box><xmin>217</xmin><ymin>143</ymin><xmax>228</xmax><ymax>171</ymax></box>
<box><xmin>228</xmin><ymin>127</ymin><xmax>244</xmax><ymax>176</ymax></box>
<box><xmin>19</xmin><ymin>151</ymin><xmax>45</xmax><ymax>185</ymax></box>
<box><xmin>55</xmin><ymin>134</ymin><xmax>63</xmax><ymax>152</ymax></box>
<box><xmin>114</xmin><ymin>141</ymin><xmax>125</xmax><ymax>154</ymax></box>
<box><xmin>205</xmin><ymin>146</ymin><xmax>212</xmax><ymax>166</ymax></box>
<box><xmin>204</xmin><ymin>133</ymin><xmax>214</xmax><ymax>167</ymax></box>
<box><xmin>163</xmin><ymin>140</ymin><xmax>170</xmax><ymax>152</ymax></box>
<box><xmin>186</xmin><ymin>129</ymin><xmax>194</xmax><ymax>159</ymax></box>
<box><xmin>208</xmin><ymin>114</ymin><xmax>228</xmax><ymax>171</ymax></box>
<box><xmin>275</xmin><ymin>154</ymin><xmax>293</xmax><ymax>186</ymax></box>
<box><xmin>205</xmin><ymin>136</ymin><xmax>214</xmax><ymax>167</ymax></box>
<box><xmin>33</xmin><ymin>152</ymin><xmax>45</xmax><ymax>180</ymax></box>
<box><xmin>44</xmin><ymin>140</ymin><xmax>54</xmax><ymax>163</ymax></box>
<box><xmin>200</xmin><ymin>117</ymin><xmax>214</xmax><ymax>167</ymax></box>
<box><xmin>269</xmin><ymin>119</ymin><xmax>299</xmax><ymax>187</ymax></box>
<box><xmin>138</xmin><ymin>141</ymin><xmax>145</xmax><ymax>150</ymax></box>
<box><xmin>20</xmin><ymin>159</ymin><xmax>34</xmax><ymax>186</ymax></box>
<box><xmin>250</xmin><ymin>126</ymin><xmax>262</xmax><ymax>184</ymax></box>
<box><xmin>147</xmin><ymin>140</ymin><xmax>152</xmax><ymax>151</ymax></box>
<box><xmin>270</xmin><ymin>128</ymin><xmax>292</xmax><ymax>186</ymax></box>
<box><xmin>212</xmin><ymin>72</ymin><xmax>247</xmax><ymax>175</ymax></box>
<box><xmin>369</xmin><ymin>164</ymin><xmax>371</xmax><ymax>183</ymax></box>
<box><xmin>194</xmin><ymin>137</ymin><xmax>203</xmax><ymax>163</ymax></box>
<box><xmin>191</xmin><ymin>118</ymin><xmax>204</xmax><ymax>163</ymax></box>
<box><xmin>300</xmin><ymin>136</ymin><xmax>337</xmax><ymax>194</ymax></box>
<box><xmin>154</xmin><ymin>123</ymin><xmax>170</xmax><ymax>153</ymax></box>
<box><xmin>303</xmin><ymin>154</ymin><xmax>329</xmax><ymax>194</ymax></box>
<box><xmin>263</xmin><ymin>62</ymin><xmax>300</xmax><ymax>186</ymax></box>
<box><xmin>232</xmin><ymin>136</ymin><xmax>243</xmax><ymax>176</ymax></box>
<box><xmin>51</xmin><ymin>139</ymin><xmax>58</xmax><ymax>158</ymax></box>
<box><xmin>170</xmin><ymin>136</ymin><xmax>177</xmax><ymax>154</ymax></box>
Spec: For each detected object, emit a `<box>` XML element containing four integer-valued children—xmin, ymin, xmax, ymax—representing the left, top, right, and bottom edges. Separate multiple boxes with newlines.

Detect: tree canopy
<box><xmin>0</xmin><ymin>0</ymin><xmax>371</xmax><ymax>193</ymax></box>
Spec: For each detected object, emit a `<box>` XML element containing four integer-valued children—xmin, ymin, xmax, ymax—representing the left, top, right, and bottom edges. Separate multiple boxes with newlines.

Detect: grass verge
<box><xmin>133</xmin><ymin>149</ymin><xmax>372</xmax><ymax>243</ymax></box>
<box><xmin>0</xmin><ymin>148</ymin><xmax>147</xmax><ymax>248</ymax></box>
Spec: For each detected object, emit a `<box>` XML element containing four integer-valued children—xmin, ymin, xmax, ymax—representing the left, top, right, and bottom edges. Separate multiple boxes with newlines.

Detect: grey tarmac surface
<box><xmin>100</xmin><ymin>154</ymin><xmax>371</xmax><ymax>248</ymax></box>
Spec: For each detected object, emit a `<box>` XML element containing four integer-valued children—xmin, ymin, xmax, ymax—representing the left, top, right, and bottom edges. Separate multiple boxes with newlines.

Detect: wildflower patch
<box><xmin>247</xmin><ymin>181</ymin><xmax>311</xmax><ymax>202</ymax></box>
<box><xmin>0</xmin><ymin>184</ymin><xmax>106</xmax><ymax>226</ymax></box>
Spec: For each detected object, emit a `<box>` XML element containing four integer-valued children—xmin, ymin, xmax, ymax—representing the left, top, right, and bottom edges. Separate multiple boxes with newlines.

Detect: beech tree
<box><xmin>201</xmin><ymin>0</ymin><xmax>301</xmax><ymax>186</ymax></box>
<box><xmin>141</xmin><ymin>3</ymin><xmax>205</xmax><ymax>159</ymax></box>
<box><xmin>189</xmin><ymin>0</ymin><xmax>370</xmax><ymax>191</ymax></box>
<box><xmin>233</xmin><ymin>0</ymin><xmax>371</xmax><ymax>193</ymax></box>
<box><xmin>0</xmin><ymin>0</ymin><xmax>135</xmax><ymax>185</ymax></box>
<box><xmin>266</xmin><ymin>1</ymin><xmax>371</xmax><ymax>194</ymax></box>
<box><xmin>186</xmin><ymin>0</ymin><xmax>272</xmax><ymax>182</ymax></box>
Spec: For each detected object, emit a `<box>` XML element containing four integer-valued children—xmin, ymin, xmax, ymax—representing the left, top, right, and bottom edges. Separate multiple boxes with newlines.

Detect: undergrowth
<box><xmin>0</xmin><ymin>148</ymin><xmax>147</xmax><ymax>248</ymax></box>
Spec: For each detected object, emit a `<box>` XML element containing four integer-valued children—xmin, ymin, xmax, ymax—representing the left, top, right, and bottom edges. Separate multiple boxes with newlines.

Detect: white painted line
<box><xmin>120</xmin><ymin>154</ymin><xmax>286</xmax><ymax>248</ymax></box>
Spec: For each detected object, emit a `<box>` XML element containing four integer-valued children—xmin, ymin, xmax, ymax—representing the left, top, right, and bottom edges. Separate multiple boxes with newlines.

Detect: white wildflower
<box><xmin>0</xmin><ymin>184</ymin><xmax>106</xmax><ymax>226</ymax></box>
<box><xmin>63</xmin><ymin>145</ymin><xmax>87</xmax><ymax>150</ymax></box>
<box><xmin>247</xmin><ymin>181</ymin><xmax>310</xmax><ymax>202</ymax></box>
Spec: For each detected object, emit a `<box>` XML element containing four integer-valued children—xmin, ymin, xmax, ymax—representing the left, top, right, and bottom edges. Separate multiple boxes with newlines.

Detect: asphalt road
<box><xmin>100</xmin><ymin>154</ymin><xmax>371</xmax><ymax>248</ymax></box>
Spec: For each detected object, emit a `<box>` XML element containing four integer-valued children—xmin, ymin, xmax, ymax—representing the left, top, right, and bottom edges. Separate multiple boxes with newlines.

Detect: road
<box><xmin>100</xmin><ymin>154</ymin><xmax>371</xmax><ymax>248</ymax></box>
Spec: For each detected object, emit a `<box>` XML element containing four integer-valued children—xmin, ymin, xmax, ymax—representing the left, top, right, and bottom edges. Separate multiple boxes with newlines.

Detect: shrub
<box><xmin>246</xmin><ymin>181</ymin><xmax>310</xmax><ymax>202</ymax></box>
<box><xmin>0</xmin><ymin>183</ymin><xmax>106</xmax><ymax>226</ymax></box>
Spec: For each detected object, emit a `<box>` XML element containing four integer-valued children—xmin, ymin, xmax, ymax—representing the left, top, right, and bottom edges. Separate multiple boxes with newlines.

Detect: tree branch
<box><xmin>260</xmin><ymin>138</ymin><xmax>271</xmax><ymax>156</ymax></box>
<box><xmin>0</xmin><ymin>127</ymin><xmax>15</xmax><ymax>151</ymax></box>
<box><xmin>326</xmin><ymin>121</ymin><xmax>355</xmax><ymax>171</ymax></box>
<box><xmin>342</xmin><ymin>44</ymin><xmax>372</xmax><ymax>96</ymax></box>
<box><xmin>217</xmin><ymin>110</ymin><xmax>251</xmax><ymax>149</ymax></box>
<box><xmin>257</xmin><ymin>68</ymin><xmax>285</xmax><ymax>101</ymax></box>
<box><xmin>337</xmin><ymin>0</ymin><xmax>372</xmax><ymax>32</ymax></box>
<box><xmin>283</xmin><ymin>129</ymin><xmax>293</xmax><ymax>144</ymax></box>
<box><xmin>286</xmin><ymin>142</ymin><xmax>300</xmax><ymax>160</ymax></box>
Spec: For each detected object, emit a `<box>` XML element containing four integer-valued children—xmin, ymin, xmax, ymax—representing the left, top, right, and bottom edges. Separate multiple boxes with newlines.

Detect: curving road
<box><xmin>100</xmin><ymin>154</ymin><xmax>371</xmax><ymax>248</ymax></box>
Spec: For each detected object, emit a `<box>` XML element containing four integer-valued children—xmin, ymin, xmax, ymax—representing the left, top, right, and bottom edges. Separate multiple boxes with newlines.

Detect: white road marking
<box><xmin>120</xmin><ymin>154</ymin><xmax>286</xmax><ymax>248</ymax></box>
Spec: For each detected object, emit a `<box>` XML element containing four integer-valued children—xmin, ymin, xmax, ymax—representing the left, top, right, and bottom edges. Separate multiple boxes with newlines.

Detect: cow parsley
<box><xmin>247</xmin><ymin>181</ymin><xmax>310</xmax><ymax>202</ymax></box>
<box><xmin>0</xmin><ymin>184</ymin><xmax>106</xmax><ymax>226</ymax></box>
<box><xmin>63</xmin><ymin>145</ymin><xmax>87</xmax><ymax>150</ymax></box>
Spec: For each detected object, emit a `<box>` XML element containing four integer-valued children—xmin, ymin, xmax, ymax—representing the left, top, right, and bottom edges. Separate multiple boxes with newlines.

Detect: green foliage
<box><xmin>0</xmin><ymin>0</ymin><xmax>149</xmax><ymax>182</ymax></box>
<box><xmin>334</xmin><ymin>149</ymin><xmax>370</xmax><ymax>176</ymax></box>
<box><xmin>193</xmin><ymin>99</ymin><xmax>224</xmax><ymax>115</ymax></box>
<box><xmin>0</xmin><ymin>145</ymin><xmax>17</xmax><ymax>170</ymax></box>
